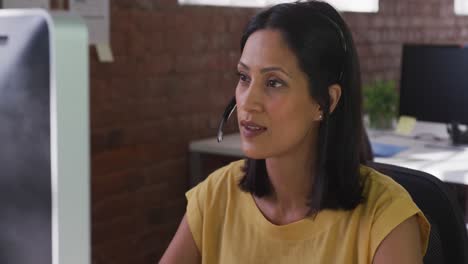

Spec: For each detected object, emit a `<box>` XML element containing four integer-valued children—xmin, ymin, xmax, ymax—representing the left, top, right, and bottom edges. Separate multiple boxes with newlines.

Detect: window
<box><xmin>455</xmin><ymin>0</ymin><xmax>468</xmax><ymax>15</ymax></box>
<box><xmin>178</xmin><ymin>0</ymin><xmax>379</xmax><ymax>13</ymax></box>
<box><xmin>327</xmin><ymin>0</ymin><xmax>378</xmax><ymax>13</ymax></box>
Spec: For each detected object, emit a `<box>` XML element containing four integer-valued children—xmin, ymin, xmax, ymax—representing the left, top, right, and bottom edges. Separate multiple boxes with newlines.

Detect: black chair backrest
<box><xmin>368</xmin><ymin>162</ymin><xmax>468</xmax><ymax>264</ymax></box>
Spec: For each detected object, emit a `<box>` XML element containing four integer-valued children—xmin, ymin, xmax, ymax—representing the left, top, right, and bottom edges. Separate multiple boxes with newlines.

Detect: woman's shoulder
<box><xmin>184</xmin><ymin>159</ymin><xmax>246</xmax><ymax>253</ymax></box>
<box><xmin>200</xmin><ymin>159</ymin><xmax>245</xmax><ymax>190</ymax></box>
<box><xmin>357</xmin><ymin>164</ymin><xmax>431</xmax><ymax>260</ymax></box>
<box><xmin>186</xmin><ymin>159</ymin><xmax>245</xmax><ymax>204</ymax></box>
<box><xmin>209</xmin><ymin>159</ymin><xmax>245</xmax><ymax>182</ymax></box>
<box><xmin>359</xmin><ymin>164</ymin><xmax>412</xmax><ymax>203</ymax></box>
<box><xmin>356</xmin><ymin>164</ymin><xmax>423</xmax><ymax>223</ymax></box>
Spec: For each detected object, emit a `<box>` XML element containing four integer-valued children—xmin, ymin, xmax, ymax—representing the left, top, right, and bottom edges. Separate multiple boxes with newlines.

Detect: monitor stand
<box><xmin>447</xmin><ymin>122</ymin><xmax>468</xmax><ymax>145</ymax></box>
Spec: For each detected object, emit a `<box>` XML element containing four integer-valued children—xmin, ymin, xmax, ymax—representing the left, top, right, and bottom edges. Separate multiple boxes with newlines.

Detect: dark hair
<box><xmin>238</xmin><ymin>0</ymin><xmax>365</xmax><ymax>213</ymax></box>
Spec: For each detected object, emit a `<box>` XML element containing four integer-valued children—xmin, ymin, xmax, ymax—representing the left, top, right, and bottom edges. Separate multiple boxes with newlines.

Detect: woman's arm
<box><xmin>373</xmin><ymin>215</ymin><xmax>423</xmax><ymax>264</ymax></box>
<box><xmin>159</xmin><ymin>214</ymin><xmax>201</xmax><ymax>264</ymax></box>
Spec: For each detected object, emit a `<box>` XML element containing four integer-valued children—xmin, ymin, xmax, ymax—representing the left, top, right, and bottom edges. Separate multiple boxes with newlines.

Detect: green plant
<box><xmin>363</xmin><ymin>80</ymin><xmax>398</xmax><ymax>129</ymax></box>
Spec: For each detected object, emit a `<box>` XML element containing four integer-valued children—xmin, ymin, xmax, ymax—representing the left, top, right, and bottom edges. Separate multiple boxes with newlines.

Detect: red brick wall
<box><xmin>90</xmin><ymin>0</ymin><xmax>468</xmax><ymax>263</ymax></box>
<box><xmin>346</xmin><ymin>0</ymin><xmax>468</xmax><ymax>85</ymax></box>
<box><xmin>90</xmin><ymin>2</ymin><xmax>251</xmax><ymax>263</ymax></box>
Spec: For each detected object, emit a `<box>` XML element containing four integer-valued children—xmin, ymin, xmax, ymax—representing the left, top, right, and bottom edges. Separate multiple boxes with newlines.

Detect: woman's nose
<box><xmin>239</xmin><ymin>82</ymin><xmax>264</xmax><ymax>113</ymax></box>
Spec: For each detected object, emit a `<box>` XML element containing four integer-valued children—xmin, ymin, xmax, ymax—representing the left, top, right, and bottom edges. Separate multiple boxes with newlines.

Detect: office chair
<box><xmin>367</xmin><ymin>162</ymin><xmax>468</xmax><ymax>264</ymax></box>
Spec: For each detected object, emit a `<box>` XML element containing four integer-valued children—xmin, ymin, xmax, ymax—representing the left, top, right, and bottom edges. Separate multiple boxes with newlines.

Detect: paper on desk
<box><xmin>69</xmin><ymin>0</ymin><xmax>109</xmax><ymax>45</ymax></box>
<box><xmin>395</xmin><ymin>115</ymin><xmax>417</xmax><ymax>136</ymax></box>
<box><xmin>3</xmin><ymin>0</ymin><xmax>49</xmax><ymax>9</ymax></box>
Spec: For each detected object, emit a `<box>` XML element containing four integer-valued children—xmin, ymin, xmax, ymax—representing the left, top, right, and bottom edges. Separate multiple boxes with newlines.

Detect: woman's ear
<box><xmin>328</xmin><ymin>84</ymin><xmax>342</xmax><ymax>114</ymax></box>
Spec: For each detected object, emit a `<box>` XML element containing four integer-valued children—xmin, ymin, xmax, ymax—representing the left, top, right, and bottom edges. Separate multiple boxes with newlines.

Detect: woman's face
<box><xmin>236</xmin><ymin>29</ymin><xmax>322</xmax><ymax>159</ymax></box>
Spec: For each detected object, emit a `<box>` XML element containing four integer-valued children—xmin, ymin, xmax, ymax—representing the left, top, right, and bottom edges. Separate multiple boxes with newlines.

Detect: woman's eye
<box><xmin>267</xmin><ymin>79</ymin><xmax>283</xmax><ymax>88</ymax></box>
<box><xmin>237</xmin><ymin>72</ymin><xmax>250</xmax><ymax>83</ymax></box>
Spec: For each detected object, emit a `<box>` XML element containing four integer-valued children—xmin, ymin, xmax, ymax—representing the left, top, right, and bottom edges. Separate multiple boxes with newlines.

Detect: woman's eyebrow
<box><xmin>238</xmin><ymin>61</ymin><xmax>292</xmax><ymax>78</ymax></box>
<box><xmin>260</xmin><ymin>66</ymin><xmax>291</xmax><ymax>78</ymax></box>
<box><xmin>237</xmin><ymin>61</ymin><xmax>250</xmax><ymax>70</ymax></box>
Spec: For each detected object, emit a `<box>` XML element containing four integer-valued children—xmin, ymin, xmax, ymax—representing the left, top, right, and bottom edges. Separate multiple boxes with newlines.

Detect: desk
<box><xmin>189</xmin><ymin>131</ymin><xmax>468</xmax><ymax>186</ymax></box>
<box><xmin>369</xmin><ymin>130</ymin><xmax>468</xmax><ymax>185</ymax></box>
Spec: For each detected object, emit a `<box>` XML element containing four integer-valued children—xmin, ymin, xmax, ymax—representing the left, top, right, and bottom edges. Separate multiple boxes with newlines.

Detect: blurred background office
<box><xmin>2</xmin><ymin>0</ymin><xmax>468</xmax><ymax>263</ymax></box>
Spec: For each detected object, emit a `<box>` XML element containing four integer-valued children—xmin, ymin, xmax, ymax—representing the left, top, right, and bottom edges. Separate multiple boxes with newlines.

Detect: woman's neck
<box><xmin>264</xmin><ymin>142</ymin><xmax>316</xmax><ymax>211</ymax></box>
<box><xmin>253</xmin><ymin>149</ymin><xmax>316</xmax><ymax>225</ymax></box>
<box><xmin>266</xmin><ymin>155</ymin><xmax>313</xmax><ymax>209</ymax></box>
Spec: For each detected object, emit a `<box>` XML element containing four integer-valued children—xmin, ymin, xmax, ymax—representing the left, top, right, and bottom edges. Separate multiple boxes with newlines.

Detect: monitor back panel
<box><xmin>0</xmin><ymin>14</ymin><xmax>52</xmax><ymax>264</ymax></box>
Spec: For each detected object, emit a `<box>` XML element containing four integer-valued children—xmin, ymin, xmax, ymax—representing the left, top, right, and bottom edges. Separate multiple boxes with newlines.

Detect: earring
<box><xmin>318</xmin><ymin>114</ymin><xmax>323</xmax><ymax>121</ymax></box>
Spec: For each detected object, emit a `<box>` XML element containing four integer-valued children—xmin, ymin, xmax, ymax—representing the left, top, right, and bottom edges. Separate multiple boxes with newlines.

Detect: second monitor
<box><xmin>399</xmin><ymin>44</ymin><xmax>468</xmax><ymax>144</ymax></box>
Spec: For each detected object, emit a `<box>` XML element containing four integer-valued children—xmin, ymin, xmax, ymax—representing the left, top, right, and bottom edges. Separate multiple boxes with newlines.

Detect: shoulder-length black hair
<box><xmin>238</xmin><ymin>0</ymin><xmax>366</xmax><ymax>213</ymax></box>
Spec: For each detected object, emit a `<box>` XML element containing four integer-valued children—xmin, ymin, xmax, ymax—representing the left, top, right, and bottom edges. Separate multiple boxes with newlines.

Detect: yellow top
<box><xmin>186</xmin><ymin>159</ymin><xmax>430</xmax><ymax>264</ymax></box>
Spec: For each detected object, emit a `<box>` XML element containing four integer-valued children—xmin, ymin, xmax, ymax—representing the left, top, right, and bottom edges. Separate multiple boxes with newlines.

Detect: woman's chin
<box><xmin>241</xmin><ymin>146</ymin><xmax>269</xmax><ymax>160</ymax></box>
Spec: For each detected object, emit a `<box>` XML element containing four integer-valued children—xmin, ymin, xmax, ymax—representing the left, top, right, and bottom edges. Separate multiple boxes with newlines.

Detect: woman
<box><xmin>161</xmin><ymin>1</ymin><xmax>430</xmax><ymax>263</ymax></box>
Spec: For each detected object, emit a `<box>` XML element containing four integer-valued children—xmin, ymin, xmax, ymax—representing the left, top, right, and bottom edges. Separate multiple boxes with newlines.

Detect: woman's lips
<box><xmin>240</xmin><ymin>120</ymin><xmax>267</xmax><ymax>138</ymax></box>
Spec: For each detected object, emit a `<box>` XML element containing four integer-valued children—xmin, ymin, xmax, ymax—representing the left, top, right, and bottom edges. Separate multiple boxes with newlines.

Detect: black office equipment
<box><xmin>399</xmin><ymin>44</ymin><xmax>468</xmax><ymax>145</ymax></box>
<box><xmin>368</xmin><ymin>162</ymin><xmax>468</xmax><ymax>264</ymax></box>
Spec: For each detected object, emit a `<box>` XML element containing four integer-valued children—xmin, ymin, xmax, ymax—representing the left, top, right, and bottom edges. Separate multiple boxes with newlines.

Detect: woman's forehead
<box><xmin>239</xmin><ymin>29</ymin><xmax>300</xmax><ymax>72</ymax></box>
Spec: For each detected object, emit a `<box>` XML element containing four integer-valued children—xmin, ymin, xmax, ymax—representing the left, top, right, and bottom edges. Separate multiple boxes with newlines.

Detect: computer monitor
<box><xmin>0</xmin><ymin>10</ymin><xmax>89</xmax><ymax>264</ymax></box>
<box><xmin>399</xmin><ymin>44</ymin><xmax>468</xmax><ymax>126</ymax></box>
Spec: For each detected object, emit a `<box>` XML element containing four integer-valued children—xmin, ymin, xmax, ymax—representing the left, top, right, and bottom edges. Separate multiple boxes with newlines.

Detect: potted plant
<box><xmin>363</xmin><ymin>80</ymin><xmax>398</xmax><ymax>130</ymax></box>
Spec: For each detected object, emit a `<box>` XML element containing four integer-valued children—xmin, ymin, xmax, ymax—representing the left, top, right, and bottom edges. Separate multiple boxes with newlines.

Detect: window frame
<box><xmin>455</xmin><ymin>0</ymin><xmax>468</xmax><ymax>15</ymax></box>
<box><xmin>178</xmin><ymin>0</ymin><xmax>379</xmax><ymax>13</ymax></box>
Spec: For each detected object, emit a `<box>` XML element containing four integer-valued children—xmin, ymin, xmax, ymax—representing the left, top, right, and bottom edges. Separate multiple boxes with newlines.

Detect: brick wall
<box><xmin>90</xmin><ymin>0</ymin><xmax>468</xmax><ymax>263</ymax></box>
<box><xmin>346</xmin><ymin>0</ymin><xmax>468</xmax><ymax>85</ymax></box>
<box><xmin>90</xmin><ymin>2</ymin><xmax>251</xmax><ymax>263</ymax></box>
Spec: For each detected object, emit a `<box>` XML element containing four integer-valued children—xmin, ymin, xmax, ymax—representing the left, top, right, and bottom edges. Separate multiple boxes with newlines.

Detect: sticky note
<box><xmin>395</xmin><ymin>115</ymin><xmax>417</xmax><ymax>135</ymax></box>
<box><xmin>96</xmin><ymin>43</ymin><xmax>114</xmax><ymax>63</ymax></box>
